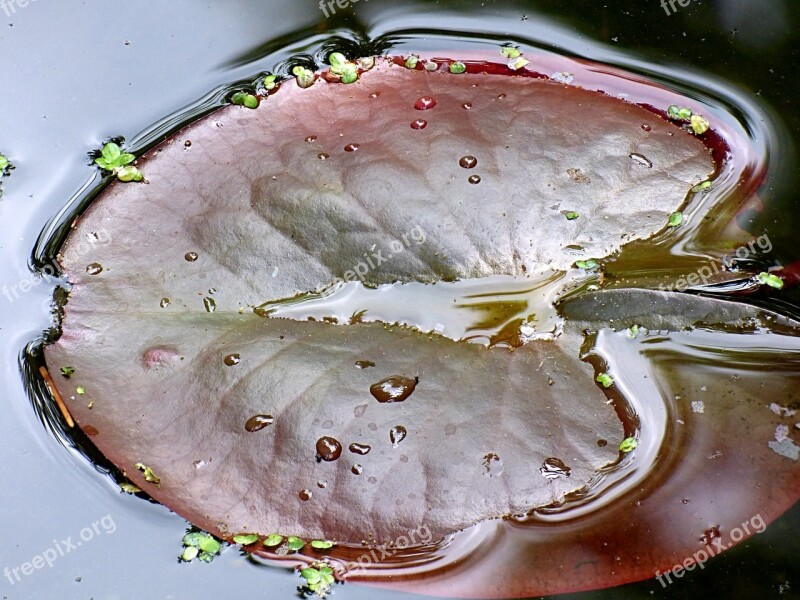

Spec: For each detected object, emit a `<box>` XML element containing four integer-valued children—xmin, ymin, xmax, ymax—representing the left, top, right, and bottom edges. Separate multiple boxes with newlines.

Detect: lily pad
<box><xmin>43</xmin><ymin>57</ymin><xmax>800</xmax><ymax>597</ymax></box>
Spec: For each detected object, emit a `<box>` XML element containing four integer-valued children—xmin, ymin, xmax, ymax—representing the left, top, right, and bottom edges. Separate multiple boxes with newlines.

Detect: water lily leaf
<box><xmin>41</xmin><ymin>58</ymin><xmax>800</xmax><ymax>598</ymax></box>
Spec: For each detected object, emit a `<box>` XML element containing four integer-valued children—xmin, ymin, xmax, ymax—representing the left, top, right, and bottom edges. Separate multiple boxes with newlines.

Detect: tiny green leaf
<box><xmin>0</xmin><ymin>155</ymin><xmax>8</xmax><ymax>170</ymax></box>
<box><xmin>242</xmin><ymin>94</ymin><xmax>259</xmax><ymax>109</ymax></box>
<box><xmin>691</xmin><ymin>180</ymin><xmax>712</xmax><ymax>193</ymax></box>
<box><xmin>668</xmin><ymin>212</ymin><xmax>683</xmax><ymax>227</ymax></box>
<box><xmin>340</xmin><ymin>63</ymin><xmax>359</xmax><ymax>84</ymax></box>
<box><xmin>117</xmin><ymin>153</ymin><xmax>136</xmax><ymax>166</ymax></box>
<box><xmin>757</xmin><ymin>272</ymin><xmax>784</xmax><ymax>289</ymax></box>
<box><xmin>449</xmin><ymin>61</ymin><xmax>466</xmax><ymax>74</ymax></box>
<box><xmin>183</xmin><ymin>532</ymin><xmax>205</xmax><ymax>547</ymax></box>
<box><xmin>310</xmin><ymin>540</ymin><xmax>334</xmax><ymax>550</ymax></box>
<box><xmin>101</xmin><ymin>142</ymin><xmax>122</xmax><ymax>162</ymax></box>
<box><xmin>263</xmin><ymin>533</ymin><xmax>284</xmax><ymax>547</ymax></box>
<box><xmin>76</xmin><ymin>386</ymin><xmax>86</xmax><ymax>395</ymax></box>
<box><xmin>181</xmin><ymin>545</ymin><xmax>199</xmax><ymax>562</ymax></box>
<box><xmin>292</xmin><ymin>66</ymin><xmax>315</xmax><ymax>89</ymax></box>
<box><xmin>233</xmin><ymin>533</ymin><xmax>260</xmax><ymax>545</ymax></box>
<box><xmin>198</xmin><ymin>551</ymin><xmax>216</xmax><ymax>562</ymax></box>
<box><xmin>404</xmin><ymin>55</ymin><xmax>419</xmax><ymax>69</ymax></box>
<box><xmin>576</xmin><ymin>259</ymin><xmax>599</xmax><ymax>271</ymax></box>
<box><xmin>690</xmin><ymin>114</ymin><xmax>710</xmax><ymax>135</ymax></box>
<box><xmin>301</xmin><ymin>568</ymin><xmax>322</xmax><ymax>585</ymax></box>
<box><xmin>263</xmin><ymin>74</ymin><xmax>277</xmax><ymax>90</ymax></box>
<box><xmin>60</xmin><ymin>366</ymin><xmax>75</xmax><ymax>377</ymax></box>
<box><xmin>565</xmin><ymin>211</ymin><xmax>579</xmax><ymax>220</ymax></box>
<box><xmin>508</xmin><ymin>57</ymin><xmax>530</xmax><ymax>71</ymax></box>
<box><xmin>116</xmin><ymin>165</ymin><xmax>144</xmax><ymax>182</ymax></box>
<box><xmin>619</xmin><ymin>437</ymin><xmax>638</xmax><ymax>453</ymax></box>
<box><xmin>134</xmin><ymin>462</ymin><xmax>161</xmax><ymax>486</ymax></box>
<box><xmin>596</xmin><ymin>373</ymin><xmax>614</xmax><ymax>388</ymax></box>
<box><xmin>287</xmin><ymin>536</ymin><xmax>306</xmax><ymax>551</ymax></box>
<box><xmin>667</xmin><ymin>105</ymin><xmax>693</xmax><ymax>121</ymax></box>
<box><xmin>119</xmin><ymin>482</ymin><xmax>142</xmax><ymax>494</ymax></box>
<box><xmin>627</xmin><ymin>324</ymin><xmax>640</xmax><ymax>339</ymax></box>
<box><xmin>328</xmin><ymin>52</ymin><xmax>348</xmax><ymax>71</ymax></box>
<box><xmin>500</xmin><ymin>46</ymin><xmax>521</xmax><ymax>59</ymax></box>
<box><xmin>198</xmin><ymin>535</ymin><xmax>221</xmax><ymax>555</ymax></box>
<box><xmin>357</xmin><ymin>56</ymin><xmax>375</xmax><ymax>71</ymax></box>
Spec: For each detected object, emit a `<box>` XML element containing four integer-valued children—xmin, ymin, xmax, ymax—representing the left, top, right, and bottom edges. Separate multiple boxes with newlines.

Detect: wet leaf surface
<box><xmin>43</xmin><ymin>59</ymin><xmax>800</xmax><ymax>597</ymax></box>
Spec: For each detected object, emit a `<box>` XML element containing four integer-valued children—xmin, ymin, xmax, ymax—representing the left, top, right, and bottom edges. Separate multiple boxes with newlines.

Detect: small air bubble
<box><xmin>223</xmin><ymin>353</ymin><xmax>240</xmax><ymax>366</ymax></box>
<box><xmin>299</xmin><ymin>489</ymin><xmax>312</xmax><ymax>501</ymax></box>
<box><xmin>411</xmin><ymin>119</ymin><xmax>427</xmax><ymax>130</ymax></box>
<box><xmin>344</xmin><ymin>143</ymin><xmax>360</xmax><ymax>152</ymax></box>
<box><xmin>468</xmin><ymin>175</ymin><xmax>481</xmax><ymax>184</ymax></box>
<box><xmin>318</xmin><ymin>153</ymin><xmax>329</xmax><ymax>160</ymax></box>
<box><xmin>305</xmin><ymin>135</ymin><xmax>317</xmax><ymax>142</ymax></box>
<box><xmin>185</xmin><ymin>252</ymin><xmax>199</xmax><ymax>262</ymax></box>
<box><xmin>86</xmin><ymin>263</ymin><xmax>103</xmax><ymax>275</ymax></box>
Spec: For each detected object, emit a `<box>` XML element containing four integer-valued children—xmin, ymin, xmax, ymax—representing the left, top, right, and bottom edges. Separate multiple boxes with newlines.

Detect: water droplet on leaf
<box><xmin>370</xmin><ymin>376</ymin><xmax>417</xmax><ymax>403</ymax></box>
<box><xmin>245</xmin><ymin>414</ymin><xmax>274</xmax><ymax>432</ymax></box>
<box><xmin>390</xmin><ymin>425</ymin><xmax>407</xmax><ymax>447</ymax></box>
<box><xmin>316</xmin><ymin>436</ymin><xmax>342</xmax><ymax>461</ymax></box>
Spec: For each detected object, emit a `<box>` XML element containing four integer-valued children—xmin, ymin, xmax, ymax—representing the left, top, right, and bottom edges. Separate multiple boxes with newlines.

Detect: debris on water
<box><xmin>540</xmin><ymin>457</ymin><xmax>571</xmax><ymax>479</ymax></box>
<box><xmin>482</xmin><ymin>453</ymin><xmax>504</xmax><ymax>477</ymax></box>
<box><xmin>316</xmin><ymin>436</ymin><xmax>342</xmax><ymax>461</ymax></box>
<box><xmin>370</xmin><ymin>375</ymin><xmax>417</xmax><ymax>403</ymax></box>
<box><xmin>444</xmin><ymin>423</ymin><xmax>457</xmax><ymax>435</ymax></box>
<box><xmin>775</xmin><ymin>425</ymin><xmax>791</xmax><ymax>443</ymax></box>
<box><xmin>629</xmin><ymin>153</ymin><xmax>653</xmax><ymax>168</ymax></box>
<box><xmin>566</xmin><ymin>168</ymin><xmax>590</xmax><ymax>183</ymax></box>
<box><xmin>691</xmin><ymin>401</ymin><xmax>705</xmax><ymax>414</ymax></box>
<box><xmin>203</xmin><ymin>297</ymin><xmax>216</xmax><ymax>312</ymax></box>
<box><xmin>160</xmin><ymin>298</ymin><xmax>171</xmax><ymax>308</ymax></box>
<box><xmin>770</xmin><ymin>403</ymin><xmax>797</xmax><ymax>417</ymax></box>
<box><xmin>550</xmin><ymin>71</ymin><xmax>573</xmax><ymax>84</ymax></box>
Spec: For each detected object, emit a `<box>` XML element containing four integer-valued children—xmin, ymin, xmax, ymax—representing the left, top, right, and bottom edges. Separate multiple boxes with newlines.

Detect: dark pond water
<box><xmin>3</xmin><ymin>1</ymin><xmax>800</xmax><ymax>599</ymax></box>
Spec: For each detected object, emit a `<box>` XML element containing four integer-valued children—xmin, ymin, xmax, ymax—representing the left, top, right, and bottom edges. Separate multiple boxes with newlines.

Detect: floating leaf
<box><xmin>619</xmin><ymin>437</ymin><xmax>638</xmax><ymax>453</ymax></box>
<box><xmin>263</xmin><ymin>534</ymin><xmax>283</xmax><ymax>547</ymax></box>
<box><xmin>232</xmin><ymin>533</ymin><xmax>259</xmax><ymax>545</ymax></box>
<box><xmin>43</xmin><ymin>57</ymin><xmax>800</xmax><ymax>598</ymax></box>
<box><xmin>310</xmin><ymin>540</ymin><xmax>334</xmax><ymax>550</ymax></box>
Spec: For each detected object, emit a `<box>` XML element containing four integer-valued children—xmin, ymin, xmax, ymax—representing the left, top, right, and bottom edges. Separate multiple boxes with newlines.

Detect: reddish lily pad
<box><xmin>43</xmin><ymin>58</ymin><xmax>800</xmax><ymax>597</ymax></box>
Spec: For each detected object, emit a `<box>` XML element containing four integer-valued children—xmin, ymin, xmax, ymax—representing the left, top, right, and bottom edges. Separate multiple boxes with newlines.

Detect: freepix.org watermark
<box><xmin>332</xmin><ymin>224</ymin><xmax>427</xmax><ymax>285</ymax></box>
<box><xmin>318</xmin><ymin>0</ymin><xmax>359</xmax><ymax>18</ymax></box>
<box><xmin>658</xmin><ymin>233</ymin><xmax>773</xmax><ymax>293</ymax></box>
<box><xmin>661</xmin><ymin>0</ymin><xmax>694</xmax><ymax>16</ymax></box>
<box><xmin>335</xmin><ymin>523</ymin><xmax>433</xmax><ymax>577</ymax></box>
<box><xmin>4</xmin><ymin>514</ymin><xmax>117</xmax><ymax>586</ymax></box>
<box><xmin>655</xmin><ymin>513</ymin><xmax>766</xmax><ymax>587</ymax></box>
<box><xmin>2</xmin><ymin>228</ymin><xmax>112</xmax><ymax>303</ymax></box>
<box><xmin>1</xmin><ymin>0</ymin><xmax>38</xmax><ymax>17</ymax></box>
